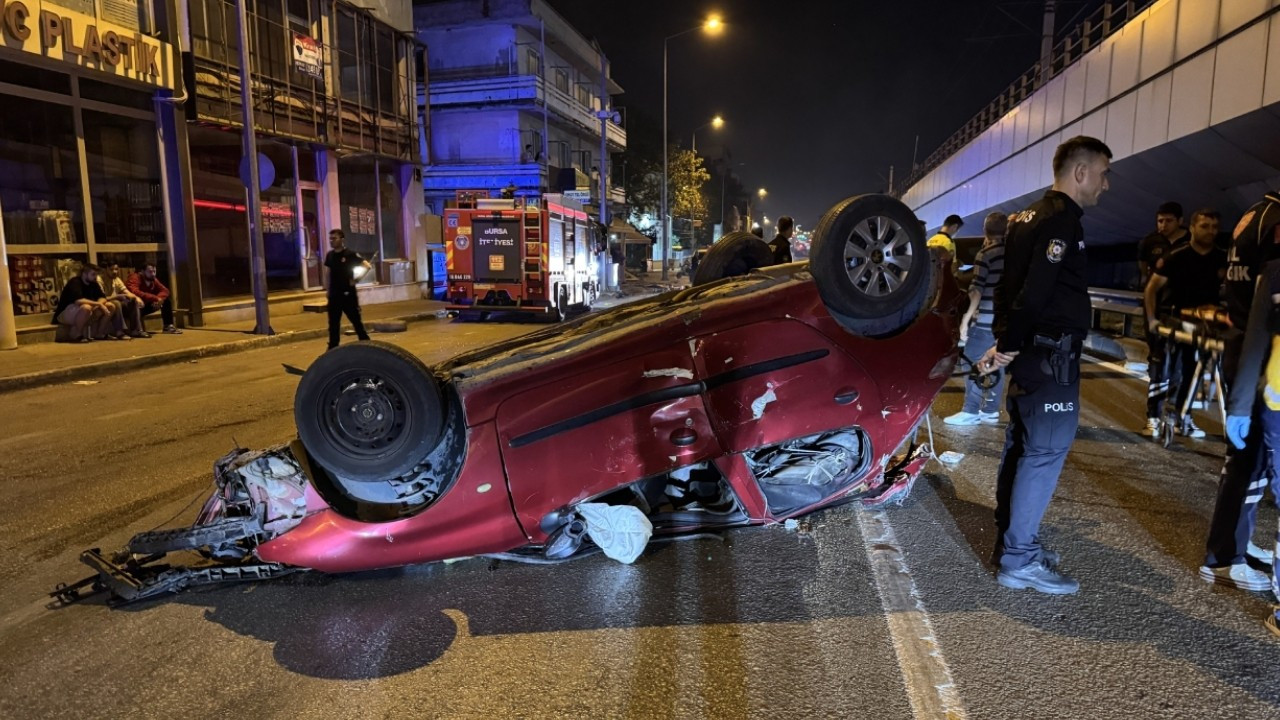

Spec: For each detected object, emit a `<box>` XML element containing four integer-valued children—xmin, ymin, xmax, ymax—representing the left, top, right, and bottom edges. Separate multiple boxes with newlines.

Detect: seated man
<box><xmin>51</xmin><ymin>263</ymin><xmax>124</xmax><ymax>342</ymax></box>
<box><xmin>99</xmin><ymin>263</ymin><xmax>149</xmax><ymax>338</ymax></box>
<box><xmin>126</xmin><ymin>263</ymin><xmax>182</xmax><ymax>334</ymax></box>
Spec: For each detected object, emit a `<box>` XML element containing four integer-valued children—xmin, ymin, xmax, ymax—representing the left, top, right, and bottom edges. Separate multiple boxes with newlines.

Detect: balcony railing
<box><xmin>899</xmin><ymin>0</ymin><xmax>1156</xmax><ymax>195</ymax></box>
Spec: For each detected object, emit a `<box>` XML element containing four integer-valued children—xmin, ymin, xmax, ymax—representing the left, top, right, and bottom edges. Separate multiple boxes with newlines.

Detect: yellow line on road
<box><xmin>858</xmin><ymin>510</ymin><xmax>968</xmax><ymax>720</ymax></box>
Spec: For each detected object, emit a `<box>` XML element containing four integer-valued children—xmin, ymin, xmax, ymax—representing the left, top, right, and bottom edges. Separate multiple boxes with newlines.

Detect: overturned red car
<box><xmin>57</xmin><ymin>195</ymin><xmax>962</xmax><ymax>604</ymax></box>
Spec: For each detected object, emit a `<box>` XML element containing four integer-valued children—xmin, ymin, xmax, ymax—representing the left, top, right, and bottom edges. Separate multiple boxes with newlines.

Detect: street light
<box><xmin>757</xmin><ymin>188</ymin><xmax>767</xmax><ymax>200</ymax></box>
<box><xmin>662</xmin><ymin>14</ymin><xmax>725</xmax><ymax>281</ymax></box>
<box><xmin>691</xmin><ymin>115</ymin><xmax>724</xmax><ymax>154</ymax></box>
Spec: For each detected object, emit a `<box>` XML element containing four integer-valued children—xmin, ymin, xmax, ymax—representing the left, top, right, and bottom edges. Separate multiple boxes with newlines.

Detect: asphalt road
<box><xmin>1</xmin><ymin>323</ymin><xmax>1278</xmax><ymax>719</ymax></box>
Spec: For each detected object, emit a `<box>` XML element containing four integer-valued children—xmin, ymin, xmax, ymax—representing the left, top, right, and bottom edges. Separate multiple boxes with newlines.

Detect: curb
<box><xmin>0</xmin><ymin>311</ymin><xmax>440</xmax><ymax>395</ymax></box>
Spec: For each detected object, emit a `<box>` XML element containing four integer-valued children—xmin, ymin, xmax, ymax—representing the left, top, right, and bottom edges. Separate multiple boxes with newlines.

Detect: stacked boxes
<box><xmin>7</xmin><ymin>256</ymin><xmax>79</xmax><ymax>317</ymax></box>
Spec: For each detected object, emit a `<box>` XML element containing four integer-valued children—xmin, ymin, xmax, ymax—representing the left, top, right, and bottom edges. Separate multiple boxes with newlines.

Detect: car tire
<box><xmin>294</xmin><ymin>341</ymin><xmax>445</xmax><ymax>483</ymax></box>
<box><xmin>691</xmin><ymin>231</ymin><xmax>775</xmax><ymax>286</ymax></box>
<box><xmin>809</xmin><ymin>194</ymin><xmax>933</xmax><ymax>337</ymax></box>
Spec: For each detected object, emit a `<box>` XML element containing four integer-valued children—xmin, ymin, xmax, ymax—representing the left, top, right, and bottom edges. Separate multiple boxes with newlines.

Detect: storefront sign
<box><xmin>292</xmin><ymin>32</ymin><xmax>322</xmax><ymax>80</ymax></box>
<box><xmin>0</xmin><ymin>0</ymin><xmax>174</xmax><ymax>88</ymax></box>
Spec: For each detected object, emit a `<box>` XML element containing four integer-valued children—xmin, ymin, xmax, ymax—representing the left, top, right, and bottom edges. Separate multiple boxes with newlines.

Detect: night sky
<box><xmin>548</xmin><ymin>0</ymin><xmax>1115</xmax><ymax>230</ymax></box>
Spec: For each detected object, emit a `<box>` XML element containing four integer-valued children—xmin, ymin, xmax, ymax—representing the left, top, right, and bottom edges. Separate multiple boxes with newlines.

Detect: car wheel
<box><xmin>691</xmin><ymin>231</ymin><xmax>775</xmax><ymax>286</ymax></box>
<box><xmin>294</xmin><ymin>341</ymin><xmax>445</xmax><ymax>483</ymax></box>
<box><xmin>809</xmin><ymin>194</ymin><xmax>934</xmax><ymax>337</ymax></box>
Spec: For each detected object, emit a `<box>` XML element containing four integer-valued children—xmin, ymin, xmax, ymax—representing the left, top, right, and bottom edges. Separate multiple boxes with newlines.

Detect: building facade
<box><xmin>414</xmin><ymin>0</ymin><xmax>625</xmax><ymax>216</ymax></box>
<box><xmin>1</xmin><ymin>0</ymin><xmax>427</xmax><ymax>341</ymax></box>
<box><xmin>184</xmin><ymin>0</ymin><xmax>425</xmax><ymax>314</ymax></box>
<box><xmin>0</xmin><ymin>0</ymin><xmax>180</xmax><ymax>336</ymax></box>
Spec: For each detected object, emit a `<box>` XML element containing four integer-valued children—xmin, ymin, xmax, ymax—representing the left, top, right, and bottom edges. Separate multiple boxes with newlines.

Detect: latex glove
<box><xmin>1226</xmin><ymin>415</ymin><xmax>1251</xmax><ymax>450</ymax></box>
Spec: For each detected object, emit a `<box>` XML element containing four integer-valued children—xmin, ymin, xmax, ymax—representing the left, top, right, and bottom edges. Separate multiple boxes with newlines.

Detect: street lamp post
<box><xmin>691</xmin><ymin>115</ymin><xmax>724</xmax><ymax>154</ymax></box>
<box><xmin>662</xmin><ymin>15</ymin><xmax>723</xmax><ymax>281</ymax></box>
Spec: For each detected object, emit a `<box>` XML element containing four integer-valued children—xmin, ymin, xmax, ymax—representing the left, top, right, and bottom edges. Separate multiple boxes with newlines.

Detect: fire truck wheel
<box><xmin>295</xmin><ymin>341</ymin><xmax>445</xmax><ymax>483</ymax></box>
<box><xmin>809</xmin><ymin>194</ymin><xmax>933</xmax><ymax>337</ymax></box>
<box><xmin>691</xmin><ymin>231</ymin><xmax>775</xmax><ymax>286</ymax></box>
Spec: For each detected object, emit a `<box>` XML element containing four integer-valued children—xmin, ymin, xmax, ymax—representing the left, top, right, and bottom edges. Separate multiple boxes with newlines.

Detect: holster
<box><xmin>1033</xmin><ymin>333</ymin><xmax>1081</xmax><ymax>386</ymax></box>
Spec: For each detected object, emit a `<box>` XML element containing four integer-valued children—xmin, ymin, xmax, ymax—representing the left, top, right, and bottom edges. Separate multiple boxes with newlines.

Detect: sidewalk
<box><xmin>0</xmin><ymin>298</ymin><xmax>450</xmax><ymax>394</ymax></box>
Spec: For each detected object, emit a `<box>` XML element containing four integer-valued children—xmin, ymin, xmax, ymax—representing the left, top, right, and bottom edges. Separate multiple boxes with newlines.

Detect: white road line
<box><xmin>857</xmin><ymin>510</ymin><xmax>968</xmax><ymax>720</ymax></box>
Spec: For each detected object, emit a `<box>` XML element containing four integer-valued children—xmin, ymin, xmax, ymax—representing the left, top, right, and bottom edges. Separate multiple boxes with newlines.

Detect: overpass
<box><xmin>901</xmin><ymin>0</ymin><xmax>1280</xmax><ymax>264</ymax></box>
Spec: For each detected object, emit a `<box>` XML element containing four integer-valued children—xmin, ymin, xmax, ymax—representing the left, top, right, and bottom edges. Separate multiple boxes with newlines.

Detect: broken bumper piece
<box><xmin>51</xmin><ymin>444</ymin><xmax>313</xmax><ymax>606</ymax></box>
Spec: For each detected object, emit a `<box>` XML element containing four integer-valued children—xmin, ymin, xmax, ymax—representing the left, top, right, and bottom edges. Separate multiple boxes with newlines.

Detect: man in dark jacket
<box><xmin>52</xmin><ymin>263</ymin><xmax>119</xmax><ymax>341</ymax></box>
<box><xmin>769</xmin><ymin>216</ymin><xmax>795</xmax><ymax>264</ymax></box>
<box><xmin>1206</xmin><ymin>191</ymin><xmax>1280</xmax><ymax>599</ymax></box>
<box><xmin>325</xmin><ymin>229</ymin><xmax>371</xmax><ymax>350</ymax></box>
<box><xmin>979</xmin><ymin>135</ymin><xmax>1113</xmax><ymax>595</ymax></box>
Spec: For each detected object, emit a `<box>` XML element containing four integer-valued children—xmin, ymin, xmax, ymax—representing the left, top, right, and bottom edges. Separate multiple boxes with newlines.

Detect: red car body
<box><xmin>256</xmin><ymin>263</ymin><xmax>961</xmax><ymax>573</ymax></box>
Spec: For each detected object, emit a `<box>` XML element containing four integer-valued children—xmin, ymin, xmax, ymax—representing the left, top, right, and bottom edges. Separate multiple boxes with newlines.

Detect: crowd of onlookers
<box><xmin>52</xmin><ymin>262</ymin><xmax>182</xmax><ymax>342</ymax></box>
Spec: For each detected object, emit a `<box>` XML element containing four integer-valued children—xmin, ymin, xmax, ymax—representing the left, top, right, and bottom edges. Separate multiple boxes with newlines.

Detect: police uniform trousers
<box><xmin>327</xmin><ymin>290</ymin><xmax>370</xmax><ymax>349</ymax></box>
<box><xmin>994</xmin><ymin>347</ymin><xmax>1081</xmax><ymax>572</ymax></box>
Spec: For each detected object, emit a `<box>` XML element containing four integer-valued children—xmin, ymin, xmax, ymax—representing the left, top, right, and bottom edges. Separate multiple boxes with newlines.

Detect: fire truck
<box><xmin>443</xmin><ymin>191</ymin><xmax>597</xmax><ymax>321</ymax></box>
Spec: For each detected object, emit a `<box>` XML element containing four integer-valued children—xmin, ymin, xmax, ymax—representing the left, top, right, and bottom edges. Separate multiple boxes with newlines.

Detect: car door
<box><xmin>495</xmin><ymin>341</ymin><xmax>723</xmax><ymax>538</ymax></box>
<box><xmin>692</xmin><ymin>318</ymin><xmax>883</xmax><ymax>454</ymax></box>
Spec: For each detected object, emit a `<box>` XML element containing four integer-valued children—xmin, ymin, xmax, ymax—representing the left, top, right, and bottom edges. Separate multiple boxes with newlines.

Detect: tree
<box><xmin>668</xmin><ymin>149</ymin><xmax>710</xmax><ymax>221</ymax></box>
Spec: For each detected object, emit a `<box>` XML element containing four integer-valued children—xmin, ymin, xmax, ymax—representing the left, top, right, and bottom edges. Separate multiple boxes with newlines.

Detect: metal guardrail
<box><xmin>1089</xmin><ymin>286</ymin><xmax>1144</xmax><ymax>338</ymax></box>
<box><xmin>899</xmin><ymin>0</ymin><xmax>1157</xmax><ymax>196</ymax></box>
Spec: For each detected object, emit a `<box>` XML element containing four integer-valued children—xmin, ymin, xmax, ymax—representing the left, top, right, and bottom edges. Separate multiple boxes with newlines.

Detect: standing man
<box><xmin>769</xmin><ymin>216</ymin><xmax>795</xmax><ymax>265</ymax></box>
<box><xmin>1142</xmin><ymin>209</ymin><xmax>1228</xmax><ymax>439</ymax></box>
<box><xmin>126</xmin><ymin>263</ymin><xmax>182</xmax><ymax>334</ymax></box>
<box><xmin>1138</xmin><ymin>201</ymin><xmax>1189</xmax><ymax>434</ymax></box>
<box><xmin>325</xmin><ymin>229</ymin><xmax>371</xmax><ymax>350</ymax></box>
<box><xmin>945</xmin><ymin>211</ymin><xmax>1009</xmax><ymax>426</ymax></box>
<box><xmin>927</xmin><ymin>214</ymin><xmax>964</xmax><ymax>263</ymax></box>
<box><xmin>1202</xmin><ymin>190</ymin><xmax>1280</xmax><ymax>595</ymax></box>
<box><xmin>979</xmin><ymin>135</ymin><xmax>1112</xmax><ymax>595</ymax></box>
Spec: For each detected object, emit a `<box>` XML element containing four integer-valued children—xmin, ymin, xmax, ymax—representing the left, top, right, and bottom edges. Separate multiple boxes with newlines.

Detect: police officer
<box><xmin>979</xmin><ymin>135</ymin><xmax>1112</xmax><ymax>595</ymax></box>
<box><xmin>325</xmin><ymin>229</ymin><xmax>372</xmax><ymax>350</ymax></box>
<box><xmin>1203</xmin><ymin>191</ymin><xmax>1280</xmax><ymax>594</ymax></box>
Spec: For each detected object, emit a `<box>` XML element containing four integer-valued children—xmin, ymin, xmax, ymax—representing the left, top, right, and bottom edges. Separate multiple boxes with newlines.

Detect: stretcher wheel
<box><xmin>295</xmin><ymin>341</ymin><xmax>445</xmax><ymax>482</ymax></box>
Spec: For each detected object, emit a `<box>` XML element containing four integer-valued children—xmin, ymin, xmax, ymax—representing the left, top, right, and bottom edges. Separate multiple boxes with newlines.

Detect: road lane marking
<box><xmin>857</xmin><ymin>510</ymin><xmax>968</xmax><ymax>720</ymax></box>
<box><xmin>1082</xmin><ymin>353</ymin><xmax>1148</xmax><ymax>381</ymax></box>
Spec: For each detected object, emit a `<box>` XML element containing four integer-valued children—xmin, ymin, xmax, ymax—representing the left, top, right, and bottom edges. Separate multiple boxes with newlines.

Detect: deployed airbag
<box><xmin>575</xmin><ymin>503</ymin><xmax>653</xmax><ymax>564</ymax></box>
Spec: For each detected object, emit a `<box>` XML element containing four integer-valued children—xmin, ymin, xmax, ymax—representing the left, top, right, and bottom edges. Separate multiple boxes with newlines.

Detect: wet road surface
<box><xmin>0</xmin><ymin>324</ymin><xmax>1277</xmax><ymax>719</ymax></box>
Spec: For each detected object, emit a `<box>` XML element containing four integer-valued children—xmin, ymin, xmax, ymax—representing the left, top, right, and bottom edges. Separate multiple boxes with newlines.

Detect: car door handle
<box><xmin>834</xmin><ymin>389</ymin><xmax>859</xmax><ymax>405</ymax></box>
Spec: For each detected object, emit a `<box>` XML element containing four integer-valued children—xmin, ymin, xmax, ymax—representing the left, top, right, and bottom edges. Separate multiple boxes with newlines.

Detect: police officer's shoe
<box><xmin>997</xmin><ymin>560</ymin><xmax>1080</xmax><ymax>595</ymax></box>
<box><xmin>991</xmin><ymin>547</ymin><xmax>1060</xmax><ymax>568</ymax></box>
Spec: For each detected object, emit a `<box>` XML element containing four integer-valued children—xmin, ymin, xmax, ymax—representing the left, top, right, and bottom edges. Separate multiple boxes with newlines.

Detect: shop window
<box><xmin>83</xmin><ymin>110</ymin><xmax>163</xmax><ymax>245</ymax></box>
<box><xmin>79</xmin><ymin>78</ymin><xmax>155</xmax><ymax>111</ymax></box>
<box><xmin>0</xmin><ymin>97</ymin><xmax>84</xmax><ymax>247</ymax></box>
<box><xmin>297</xmin><ymin>146</ymin><xmax>318</xmax><ymax>184</ymax></box>
<box><xmin>0</xmin><ymin>63</ymin><xmax>71</xmax><ymax>95</ymax></box>
<box><xmin>6</xmin><ymin>254</ymin><xmax>86</xmax><ymax>319</ymax></box>
<box><xmin>376</xmin><ymin>27</ymin><xmax>395</xmax><ymax>115</ymax></box>
<box><xmin>337</xmin><ymin>155</ymin><xmax>379</xmax><ymax>275</ymax></box>
<box><xmin>379</xmin><ymin>166</ymin><xmax>402</xmax><ymax>261</ymax></box>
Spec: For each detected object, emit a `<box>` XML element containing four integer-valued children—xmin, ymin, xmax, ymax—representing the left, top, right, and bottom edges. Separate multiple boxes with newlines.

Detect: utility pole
<box><xmin>1040</xmin><ymin>0</ymin><xmax>1056</xmax><ymax>87</ymax></box>
<box><xmin>0</xmin><ymin>196</ymin><xmax>14</xmax><ymax>350</ymax></box>
<box><xmin>597</xmin><ymin>45</ymin><xmax>610</xmax><ymax>288</ymax></box>
<box><xmin>234</xmin><ymin>0</ymin><xmax>272</xmax><ymax>334</ymax></box>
